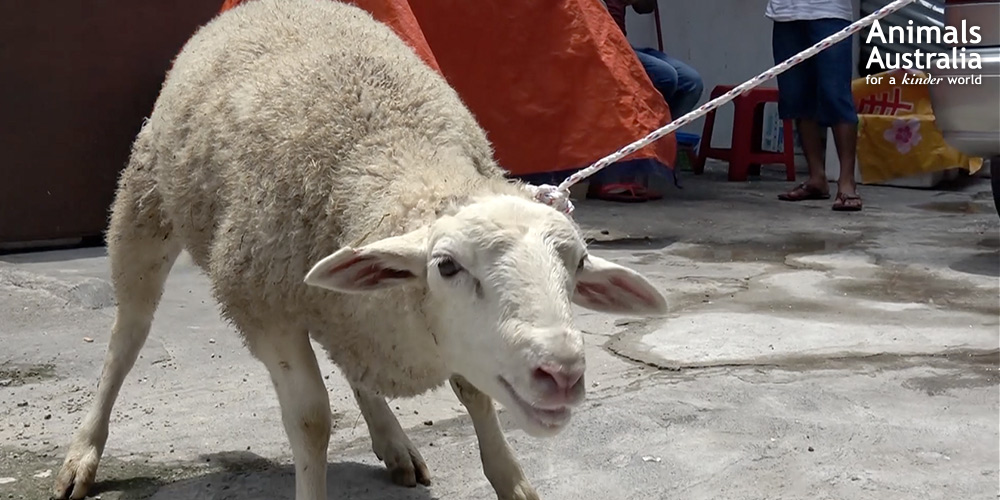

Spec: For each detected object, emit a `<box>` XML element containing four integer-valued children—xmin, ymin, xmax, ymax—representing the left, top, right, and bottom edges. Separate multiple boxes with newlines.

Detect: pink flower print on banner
<box><xmin>883</xmin><ymin>118</ymin><xmax>922</xmax><ymax>154</ymax></box>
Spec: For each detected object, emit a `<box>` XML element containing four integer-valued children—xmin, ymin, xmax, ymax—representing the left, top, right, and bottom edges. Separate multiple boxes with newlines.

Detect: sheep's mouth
<box><xmin>498</xmin><ymin>377</ymin><xmax>571</xmax><ymax>430</ymax></box>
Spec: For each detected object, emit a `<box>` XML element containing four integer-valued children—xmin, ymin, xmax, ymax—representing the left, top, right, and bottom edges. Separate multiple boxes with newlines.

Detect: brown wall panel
<box><xmin>0</xmin><ymin>1</ymin><xmax>221</xmax><ymax>244</ymax></box>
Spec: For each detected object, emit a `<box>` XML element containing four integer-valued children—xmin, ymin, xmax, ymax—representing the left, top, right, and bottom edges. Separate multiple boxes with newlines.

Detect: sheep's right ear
<box><xmin>304</xmin><ymin>228</ymin><xmax>428</xmax><ymax>293</ymax></box>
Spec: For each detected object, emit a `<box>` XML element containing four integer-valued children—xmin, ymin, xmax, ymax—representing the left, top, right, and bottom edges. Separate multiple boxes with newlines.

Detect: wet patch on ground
<box><xmin>628</xmin><ymin>251</ymin><xmax>672</xmax><ymax>266</ymax></box>
<box><xmin>912</xmin><ymin>200</ymin><xmax>990</xmax><ymax>214</ymax></box>
<box><xmin>0</xmin><ymin>363</ymin><xmax>56</xmax><ymax>388</ymax></box>
<box><xmin>605</xmin><ymin>321</ymin><xmax>1000</xmax><ymax>372</ymax></box>
<box><xmin>949</xmin><ymin>251</ymin><xmax>1000</xmax><ymax>278</ymax></box>
<box><xmin>586</xmin><ymin>234</ymin><xmax>678</xmax><ymax>250</ymax></box>
<box><xmin>738</xmin><ymin>298</ymin><xmax>841</xmax><ymax>317</ymax></box>
<box><xmin>652</xmin><ymin>276</ymin><xmax>752</xmax><ymax>315</ymax></box>
<box><xmin>772</xmin><ymin>349</ymin><xmax>1000</xmax><ymax>374</ymax></box>
<box><xmin>831</xmin><ymin>266</ymin><xmax>1000</xmax><ymax>317</ymax></box>
<box><xmin>902</xmin><ymin>359</ymin><xmax>1000</xmax><ymax>396</ymax></box>
<box><xmin>600</xmin><ymin>224</ymin><xmax>997</xmax><ymax>374</ymax></box>
<box><xmin>666</xmin><ymin>232</ymin><xmax>867</xmax><ymax>264</ymax></box>
<box><xmin>977</xmin><ymin>235</ymin><xmax>1000</xmax><ymax>249</ymax></box>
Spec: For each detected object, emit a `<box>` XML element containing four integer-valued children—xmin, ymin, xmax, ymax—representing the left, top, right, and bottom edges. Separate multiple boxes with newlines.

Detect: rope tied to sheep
<box><xmin>526</xmin><ymin>184</ymin><xmax>575</xmax><ymax>214</ymax></box>
<box><xmin>530</xmin><ymin>0</ymin><xmax>919</xmax><ymax>216</ymax></box>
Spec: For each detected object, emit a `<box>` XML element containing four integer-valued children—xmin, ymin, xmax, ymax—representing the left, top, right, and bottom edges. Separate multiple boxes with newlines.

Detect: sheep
<box><xmin>51</xmin><ymin>0</ymin><xmax>669</xmax><ymax>499</ymax></box>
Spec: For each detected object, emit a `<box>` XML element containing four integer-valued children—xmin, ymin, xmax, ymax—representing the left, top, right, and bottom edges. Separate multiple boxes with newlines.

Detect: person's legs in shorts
<box><xmin>773</xmin><ymin>20</ymin><xmax>831</xmax><ymax>202</ymax></box>
<box><xmin>810</xmin><ymin>18</ymin><xmax>861</xmax><ymax>210</ymax></box>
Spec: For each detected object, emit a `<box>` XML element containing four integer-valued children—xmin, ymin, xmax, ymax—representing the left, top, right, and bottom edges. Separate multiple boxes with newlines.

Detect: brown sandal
<box><xmin>832</xmin><ymin>192</ymin><xmax>863</xmax><ymax>211</ymax></box>
<box><xmin>778</xmin><ymin>183</ymin><xmax>830</xmax><ymax>201</ymax></box>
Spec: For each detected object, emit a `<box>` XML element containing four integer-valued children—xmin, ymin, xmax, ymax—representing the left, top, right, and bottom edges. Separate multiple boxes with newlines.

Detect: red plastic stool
<box><xmin>693</xmin><ymin>85</ymin><xmax>796</xmax><ymax>182</ymax></box>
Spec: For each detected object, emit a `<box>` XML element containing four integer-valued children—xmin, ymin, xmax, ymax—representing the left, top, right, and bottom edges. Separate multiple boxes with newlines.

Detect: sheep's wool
<box><xmin>121</xmin><ymin>0</ymin><xmax>527</xmax><ymax>397</ymax></box>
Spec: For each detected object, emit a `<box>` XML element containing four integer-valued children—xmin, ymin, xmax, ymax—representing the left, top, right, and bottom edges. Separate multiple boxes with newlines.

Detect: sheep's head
<box><xmin>304</xmin><ymin>194</ymin><xmax>667</xmax><ymax>437</ymax></box>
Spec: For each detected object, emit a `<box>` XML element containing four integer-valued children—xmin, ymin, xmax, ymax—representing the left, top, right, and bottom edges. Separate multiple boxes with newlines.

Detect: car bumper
<box><xmin>928</xmin><ymin>46</ymin><xmax>1000</xmax><ymax>158</ymax></box>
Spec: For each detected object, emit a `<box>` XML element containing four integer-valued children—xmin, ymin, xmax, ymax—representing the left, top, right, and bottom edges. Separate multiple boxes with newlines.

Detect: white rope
<box><xmin>532</xmin><ymin>0</ymin><xmax>919</xmax><ymax>215</ymax></box>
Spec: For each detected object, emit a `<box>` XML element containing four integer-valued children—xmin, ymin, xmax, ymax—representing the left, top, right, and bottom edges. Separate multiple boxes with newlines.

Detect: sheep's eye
<box><xmin>577</xmin><ymin>256</ymin><xmax>587</xmax><ymax>272</ymax></box>
<box><xmin>437</xmin><ymin>258</ymin><xmax>462</xmax><ymax>278</ymax></box>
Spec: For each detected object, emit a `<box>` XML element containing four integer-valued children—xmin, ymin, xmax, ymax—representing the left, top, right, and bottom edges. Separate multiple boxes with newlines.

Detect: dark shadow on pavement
<box><xmin>90</xmin><ymin>475</ymin><xmax>170</xmax><ymax>500</ymax></box>
<box><xmin>950</xmin><ymin>251</ymin><xmax>1000</xmax><ymax>278</ymax></box>
<box><xmin>96</xmin><ymin>451</ymin><xmax>442</xmax><ymax>500</ymax></box>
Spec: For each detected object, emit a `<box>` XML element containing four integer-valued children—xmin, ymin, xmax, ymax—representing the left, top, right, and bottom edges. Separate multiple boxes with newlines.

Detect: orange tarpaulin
<box><xmin>219</xmin><ymin>0</ymin><xmax>675</xmax><ymax>177</ymax></box>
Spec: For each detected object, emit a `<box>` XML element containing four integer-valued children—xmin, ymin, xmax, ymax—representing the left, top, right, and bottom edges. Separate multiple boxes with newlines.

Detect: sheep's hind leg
<box><xmin>53</xmin><ymin>159</ymin><xmax>181</xmax><ymax>500</ymax></box>
<box><xmin>249</xmin><ymin>330</ymin><xmax>331</xmax><ymax>500</ymax></box>
<box><xmin>450</xmin><ymin>375</ymin><xmax>539</xmax><ymax>500</ymax></box>
<box><xmin>352</xmin><ymin>385</ymin><xmax>432</xmax><ymax>487</ymax></box>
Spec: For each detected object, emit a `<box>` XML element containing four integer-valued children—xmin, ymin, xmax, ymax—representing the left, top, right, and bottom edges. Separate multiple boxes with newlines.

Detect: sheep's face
<box><xmin>305</xmin><ymin>195</ymin><xmax>667</xmax><ymax>437</ymax></box>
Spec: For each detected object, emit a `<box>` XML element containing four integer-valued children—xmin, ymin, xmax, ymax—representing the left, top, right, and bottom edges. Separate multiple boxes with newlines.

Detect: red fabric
<box><xmin>218</xmin><ymin>0</ymin><xmax>675</xmax><ymax>177</ymax></box>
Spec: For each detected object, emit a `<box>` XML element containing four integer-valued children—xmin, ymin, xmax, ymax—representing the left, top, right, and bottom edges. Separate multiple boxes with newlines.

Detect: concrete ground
<box><xmin>2</xmin><ymin>163</ymin><xmax>998</xmax><ymax>500</ymax></box>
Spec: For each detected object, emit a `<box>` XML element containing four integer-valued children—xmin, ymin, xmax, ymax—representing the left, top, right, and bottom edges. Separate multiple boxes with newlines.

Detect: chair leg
<box><xmin>729</xmin><ymin>159</ymin><xmax>751</xmax><ymax>182</ymax></box>
<box><xmin>782</xmin><ymin>119</ymin><xmax>796</xmax><ymax>181</ymax></box>
<box><xmin>693</xmin><ymin>109</ymin><xmax>716</xmax><ymax>175</ymax></box>
<box><xmin>728</xmin><ymin>98</ymin><xmax>753</xmax><ymax>182</ymax></box>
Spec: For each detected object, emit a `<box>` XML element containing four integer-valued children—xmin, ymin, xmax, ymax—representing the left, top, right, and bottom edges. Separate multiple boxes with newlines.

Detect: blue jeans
<box><xmin>633</xmin><ymin>47</ymin><xmax>704</xmax><ymax>117</ymax></box>
<box><xmin>772</xmin><ymin>19</ymin><xmax>858</xmax><ymax>127</ymax></box>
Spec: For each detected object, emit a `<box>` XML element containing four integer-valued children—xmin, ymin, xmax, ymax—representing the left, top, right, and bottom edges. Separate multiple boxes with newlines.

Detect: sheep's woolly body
<box><xmin>121</xmin><ymin>0</ymin><xmax>529</xmax><ymax>397</ymax></box>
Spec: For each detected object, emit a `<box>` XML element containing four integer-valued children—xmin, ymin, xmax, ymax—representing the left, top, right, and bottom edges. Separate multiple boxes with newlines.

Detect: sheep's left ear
<box><xmin>573</xmin><ymin>255</ymin><xmax>668</xmax><ymax>316</ymax></box>
<box><xmin>305</xmin><ymin>227</ymin><xmax>428</xmax><ymax>293</ymax></box>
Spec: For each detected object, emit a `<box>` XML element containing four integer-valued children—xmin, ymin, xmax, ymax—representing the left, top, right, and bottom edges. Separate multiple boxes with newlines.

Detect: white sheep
<box><xmin>51</xmin><ymin>1</ymin><xmax>668</xmax><ymax>499</ymax></box>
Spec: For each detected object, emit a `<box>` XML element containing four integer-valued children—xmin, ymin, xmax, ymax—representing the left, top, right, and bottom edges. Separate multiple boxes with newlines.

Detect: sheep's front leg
<box><xmin>352</xmin><ymin>385</ymin><xmax>431</xmax><ymax>487</ymax></box>
<box><xmin>252</xmin><ymin>332</ymin><xmax>331</xmax><ymax>500</ymax></box>
<box><xmin>450</xmin><ymin>375</ymin><xmax>539</xmax><ymax>500</ymax></box>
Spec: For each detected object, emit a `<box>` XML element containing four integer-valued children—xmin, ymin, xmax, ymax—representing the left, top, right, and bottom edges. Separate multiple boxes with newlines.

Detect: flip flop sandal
<box><xmin>588</xmin><ymin>182</ymin><xmax>663</xmax><ymax>203</ymax></box>
<box><xmin>778</xmin><ymin>183</ymin><xmax>831</xmax><ymax>201</ymax></box>
<box><xmin>832</xmin><ymin>192</ymin><xmax>863</xmax><ymax>211</ymax></box>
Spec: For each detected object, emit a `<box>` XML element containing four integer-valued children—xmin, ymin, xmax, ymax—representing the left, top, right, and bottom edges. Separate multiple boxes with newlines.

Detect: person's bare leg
<box><xmin>832</xmin><ymin>121</ymin><xmax>860</xmax><ymax>197</ymax></box>
<box><xmin>830</xmin><ymin>121</ymin><xmax>863</xmax><ymax>210</ymax></box>
<box><xmin>779</xmin><ymin>119</ymin><xmax>830</xmax><ymax>200</ymax></box>
<box><xmin>798</xmin><ymin>119</ymin><xmax>828</xmax><ymax>189</ymax></box>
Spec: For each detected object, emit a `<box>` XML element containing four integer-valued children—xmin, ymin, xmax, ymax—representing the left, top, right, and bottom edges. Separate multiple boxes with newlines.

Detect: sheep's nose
<box><xmin>532</xmin><ymin>362</ymin><xmax>585</xmax><ymax>403</ymax></box>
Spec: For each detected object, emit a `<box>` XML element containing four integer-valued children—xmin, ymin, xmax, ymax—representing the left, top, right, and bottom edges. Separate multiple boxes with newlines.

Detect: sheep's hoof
<box><xmin>377</xmin><ymin>437</ymin><xmax>431</xmax><ymax>487</ymax></box>
<box><xmin>51</xmin><ymin>443</ymin><xmax>101</xmax><ymax>500</ymax></box>
<box><xmin>498</xmin><ymin>480</ymin><xmax>541</xmax><ymax>500</ymax></box>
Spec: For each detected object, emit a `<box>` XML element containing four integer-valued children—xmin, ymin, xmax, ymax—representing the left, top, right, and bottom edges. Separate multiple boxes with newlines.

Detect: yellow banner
<box><xmin>852</xmin><ymin>68</ymin><xmax>982</xmax><ymax>184</ymax></box>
